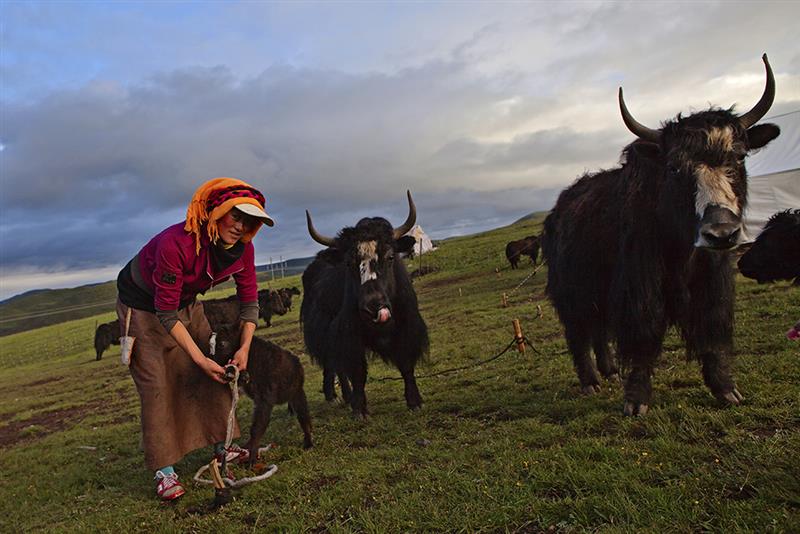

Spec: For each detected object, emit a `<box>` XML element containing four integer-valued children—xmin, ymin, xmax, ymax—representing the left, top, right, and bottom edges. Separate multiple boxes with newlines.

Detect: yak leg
<box><xmin>564</xmin><ymin>321</ymin><xmax>601</xmax><ymax>394</ymax></box>
<box><xmin>289</xmin><ymin>391</ymin><xmax>313</xmax><ymax>449</ymax></box>
<box><xmin>322</xmin><ymin>365</ymin><xmax>337</xmax><ymax>402</ymax></box>
<box><xmin>245</xmin><ymin>402</ymin><xmax>273</xmax><ymax>466</ymax></box>
<box><xmin>345</xmin><ymin>355</ymin><xmax>369</xmax><ymax>420</ymax></box>
<box><xmin>398</xmin><ymin>363</ymin><xmax>422</xmax><ymax>410</ymax></box>
<box><xmin>684</xmin><ymin>249</ymin><xmax>741</xmax><ymax>405</ymax></box>
<box><xmin>623</xmin><ymin>364</ymin><xmax>654</xmax><ymax>416</ymax></box>
<box><xmin>592</xmin><ymin>330</ymin><xmax>618</xmax><ymax>380</ymax></box>
<box><xmin>700</xmin><ymin>352</ymin><xmax>742</xmax><ymax>405</ymax></box>
<box><xmin>336</xmin><ymin>369</ymin><xmax>352</xmax><ymax>404</ymax></box>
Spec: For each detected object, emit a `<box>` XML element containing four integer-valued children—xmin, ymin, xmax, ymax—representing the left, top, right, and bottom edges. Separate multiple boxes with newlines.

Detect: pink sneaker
<box><xmin>155</xmin><ymin>470</ymin><xmax>185</xmax><ymax>501</ymax></box>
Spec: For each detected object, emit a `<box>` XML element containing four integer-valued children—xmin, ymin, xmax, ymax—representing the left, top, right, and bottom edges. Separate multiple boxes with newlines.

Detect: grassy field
<box><xmin>0</xmin><ymin>215</ymin><xmax>798</xmax><ymax>533</ymax></box>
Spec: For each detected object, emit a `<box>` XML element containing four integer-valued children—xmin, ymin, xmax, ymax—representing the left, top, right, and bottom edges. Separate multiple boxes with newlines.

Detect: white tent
<box><xmin>405</xmin><ymin>224</ymin><xmax>437</xmax><ymax>255</ymax></box>
<box><xmin>744</xmin><ymin>110</ymin><xmax>800</xmax><ymax>240</ymax></box>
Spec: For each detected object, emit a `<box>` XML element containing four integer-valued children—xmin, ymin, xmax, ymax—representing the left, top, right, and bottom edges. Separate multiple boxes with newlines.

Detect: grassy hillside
<box><xmin>0</xmin><ymin>270</ymin><xmax>295</xmax><ymax>337</ymax></box>
<box><xmin>0</xmin><ymin>215</ymin><xmax>798</xmax><ymax>532</ymax></box>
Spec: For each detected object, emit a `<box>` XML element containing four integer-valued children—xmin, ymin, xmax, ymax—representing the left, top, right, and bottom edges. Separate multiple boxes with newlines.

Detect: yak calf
<box><xmin>212</xmin><ymin>324</ymin><xmax>312</xmax><ymax>463</ymax></box>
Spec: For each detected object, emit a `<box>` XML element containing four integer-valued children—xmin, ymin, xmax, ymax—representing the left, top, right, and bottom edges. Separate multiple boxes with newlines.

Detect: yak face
<box><xmin>306</xmin><ymin>191</ymin><xmax>418</xmax><ymax>326</ymax></box>
<box><xmin>348</xmin><ymin>218</ymin><xmax>416</xmax><ymax>325</ymax></box>
<box><xmin>660</xmin><ymin>115</ymin><xmax>779</xmax><ymax>250</ymax></box>
<box><xmin>619</xmin><ymin>55</ymin><xmax>780</xmax><ymax>251</ymax></box>
<box><xmin>738</xmin><ymin>209</ymin><xmax>800</xmax><ymax>283</ymax></box>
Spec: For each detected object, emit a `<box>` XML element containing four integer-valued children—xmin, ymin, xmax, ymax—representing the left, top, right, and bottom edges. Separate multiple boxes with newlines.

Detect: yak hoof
<box><xmin>722</xmin><ymin>389</ymin><xmax>744</xmax><ymax>405</ymax></box>
<box><xmin>607</xmin><ymin>373</ymin><xmax>621</xmax><ymax>384</ymax></box>
<box><xmin>407</xmin><ymin>403</ymin><xmax>422</xmax><ymax>411</ymax></box>
<box><xmin>581</xmin><ymin>384</ymin><xmax>601</xmax><ymax>395</ymax></box>
<box><xmin>623</xmin><ymin>402</ymin><xmax>649</xmax><ymax>417</ymax></box>
<box><xmin>351</xmin><ymin>412</ymin><xmax>369</xmax><ymax>421</ymax></box>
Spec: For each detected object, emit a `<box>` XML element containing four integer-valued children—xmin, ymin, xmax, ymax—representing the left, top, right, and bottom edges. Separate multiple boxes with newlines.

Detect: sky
<box><xmin>1</xmin><ymin>1</ymin><xmax>799</xmax><ymax>300</ymax></box>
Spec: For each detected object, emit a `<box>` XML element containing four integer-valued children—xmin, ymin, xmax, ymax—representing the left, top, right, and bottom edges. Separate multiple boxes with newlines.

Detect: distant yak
<box><xmin>301</xmin><ymin>191</ymin><xmax>429</xmax><ymax>419</ymax></box>
<box><xmin>505</xmin><ymin>235</ymin><xmax>540</xmax><ymax>269</ymax></box>
<box><xmin>94</xmin><ymin>319</ymin><xmax>120</xmax><ymax>360</ymax></box>
<box><xmin>542</xmin><ymin>55</ymin><xmax>780</xmax><ymax>415</ymax></box>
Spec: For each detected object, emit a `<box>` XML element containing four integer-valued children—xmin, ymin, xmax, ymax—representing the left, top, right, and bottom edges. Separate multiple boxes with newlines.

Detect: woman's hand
<box><xmin>229</xmin><ymin>346</ymin><xmax>249</xmax><ymax>372</ymax></box>
<box><xmin>199</xmin><ymin>357</ymin><xmax>228</xmax><ymax>383</ymax></box>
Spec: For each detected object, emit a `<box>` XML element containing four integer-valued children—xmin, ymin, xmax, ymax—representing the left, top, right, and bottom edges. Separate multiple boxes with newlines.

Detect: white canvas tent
<box><xmin>405</xmin><ymin>224</ymin><xmax>436</xmax><ymax>255</ymax></box>
<box><xmin>744</xmin><ymin>110</ymin><xmax>800</xmax><ymax>240</ymax></box>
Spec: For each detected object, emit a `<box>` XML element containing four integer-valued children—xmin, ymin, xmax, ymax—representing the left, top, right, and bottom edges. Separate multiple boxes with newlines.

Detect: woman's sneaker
<box><xmin>155</xmin><ymin>470</ymin><xmax>185</xmax><ymax>501</ymax></box>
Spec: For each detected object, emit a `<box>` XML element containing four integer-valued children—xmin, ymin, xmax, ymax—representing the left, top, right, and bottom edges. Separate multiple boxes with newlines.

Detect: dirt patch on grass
<box><xmin>24</xmin><ymin>375</ymin><xmax>65</xmax><ymax>388</ymax></box>
<box><xmin>0</xmin><ymin>399</ymin><xmax>117</xmax><ymax>448</ymax></box>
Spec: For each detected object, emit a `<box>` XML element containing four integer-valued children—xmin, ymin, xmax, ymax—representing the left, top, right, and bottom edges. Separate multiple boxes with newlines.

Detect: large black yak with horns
<box><xmin>542</xmin><ymin>55</ymin><xmax>780</xmax><ymax>416</ymax></box>
<box><xmin>301</xmin><ymin>191</ymin><xmax>429</xmax><ymax>419</ymax></box>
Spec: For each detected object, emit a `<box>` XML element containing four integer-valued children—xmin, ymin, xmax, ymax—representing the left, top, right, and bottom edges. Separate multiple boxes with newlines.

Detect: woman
<box><xmin>116</xmin><ymin>177</ymin><xmax>273</xmax><ymax>501</ymax></box>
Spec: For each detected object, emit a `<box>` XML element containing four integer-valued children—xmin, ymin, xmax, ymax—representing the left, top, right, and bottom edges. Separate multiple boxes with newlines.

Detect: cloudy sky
<box><xmin>1</xmin><ymin>1</ymin><xmax>798</xmax><ymax>300</ymax></box>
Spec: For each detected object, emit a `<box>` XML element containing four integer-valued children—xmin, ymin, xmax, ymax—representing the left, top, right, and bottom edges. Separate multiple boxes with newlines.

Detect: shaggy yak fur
<box><xmin>542</xmin><ymin>55</ymin><xmax>780</xmax><ymax>415</ymax></box>
<box><xmin>301</xmin><ymin>192</ymin><xmax>429</xmax><ymax>419</ymax></box>
<box><xmin>505</xmin><ymin>235</ymin><xmax>540</xmax><ymax>269</ymax></box>
<box><xmin>738</xmin><ymin>209</ymin><xmax>800</xmax><ymax>285</ymax></box>
<box><xmin>212</xmin><ymin>324</ymin><xmax>312</xmax><ymax>461</ymax></box>
<box><xmin>277</xmin><ymin>287</ymin><xmax>301</xmax><ymax>311</ymax></box>
<box><xmin>94</xmin><ymin>319</ymin><xmax>120</xmax><ymax>360</ymax></box>
<box><xmin>257</xmin><ymin>289</ymin><xmax>288</xmax><ymax>327</ymax></box>
<box><xmin>202</xmin><ymin>295</ymin><xmax>240</xmax><ymax>330</ymax></box>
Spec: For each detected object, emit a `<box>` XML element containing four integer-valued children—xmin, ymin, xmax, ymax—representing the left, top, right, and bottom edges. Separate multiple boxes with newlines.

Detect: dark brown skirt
<box><xmin>117</xmin><ymin>299</ymin><xmax>240</xmax><ymax>470</ymax></box>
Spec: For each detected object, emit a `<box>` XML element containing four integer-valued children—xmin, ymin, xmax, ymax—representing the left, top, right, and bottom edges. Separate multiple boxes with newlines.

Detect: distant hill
<box><xmin>0</xmin><ymin>258</ymin><xmax>314</xmax><ymax>337</ymax></box>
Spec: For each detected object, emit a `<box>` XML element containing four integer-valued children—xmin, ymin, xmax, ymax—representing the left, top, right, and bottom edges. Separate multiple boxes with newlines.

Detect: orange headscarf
<box><xmin>184</xmin><ymin>177</ymin><xmax>270</xmax><ymax>255</ymax></box>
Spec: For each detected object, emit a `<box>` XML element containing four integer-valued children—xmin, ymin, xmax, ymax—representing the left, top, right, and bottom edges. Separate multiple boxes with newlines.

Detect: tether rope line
<box><xmin>368</xmin><ymin>334</ymin><xmax>541</xmax><ymax>383</ymax></box>
<box><xmin>505</xmin><ymin>263</ymin><xmax>544</xmax><ymax>297</ymax></box>
<box><xmin>193</xmin><ymin>365</ymin><xmax>278</xmax><ymax>488</ymax></box>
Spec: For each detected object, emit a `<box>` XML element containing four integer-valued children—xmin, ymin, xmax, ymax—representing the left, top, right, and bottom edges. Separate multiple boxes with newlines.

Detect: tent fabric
<box><xmin>405</xmin><ymin>224</ymin><xmax>436</xmax><ymax>255</ymax></box>
<box><xmin>744</xmin><ymin>110</ymin><xmax>800</xmax><ymax>240</ymax></box>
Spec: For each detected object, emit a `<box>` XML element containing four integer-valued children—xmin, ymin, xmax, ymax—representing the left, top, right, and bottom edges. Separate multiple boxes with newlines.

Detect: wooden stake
<box><xmin>502</xmin><ymin>293</ymin><xmax>508</xmax><ymax>308</ymax></box>
<box><xmin>495</xmin><ymin>267</ymin><xmax>501</xmax><ymax>278</ymax></box>
<box><xmin>512</xmin><ymin>319</ymin><xmax>525</xmax><ymax>354</ymax></box>
<box><xmin>458</xmin><ymin>288</ymin><xmax>462</xmax><ymax>297</ymax></box>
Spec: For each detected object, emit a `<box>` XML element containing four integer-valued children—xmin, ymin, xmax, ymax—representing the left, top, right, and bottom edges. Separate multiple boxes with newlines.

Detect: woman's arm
<box><xmin>169</xmin><ymin>318</ymin><xmax>228</xmax><ymax>383</ymax></box>
<box><xmin>230</xmin><ymin>320</ymin><xmax>256</xmax><ymax>371</ymax></box>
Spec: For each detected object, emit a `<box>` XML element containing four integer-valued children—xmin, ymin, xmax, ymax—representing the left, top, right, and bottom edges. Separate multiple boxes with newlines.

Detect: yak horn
<box><xmin>618</xmin><ymin>87</ymin><xmax>661</xmax><ymax>143</ymax></box>
<box><xmin>393</xmin><ymin>190</ymin><xmax>417</xmax><ymax>240</ymax></box>
<box><xmin>739</xmin><ymin>54</ymin><xmax>776</xmax><ymax>129</ymax></box>
<box><xmin>306</xmin><ymin>210</ymin><xmax>335</xmax><ymax>247</ymax></box>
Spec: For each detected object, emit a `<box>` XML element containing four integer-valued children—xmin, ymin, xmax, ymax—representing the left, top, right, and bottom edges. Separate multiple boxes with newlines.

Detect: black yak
<box><xmin>257</xmin><ymin>289</ymin><xmax>288</xmax><ymax>327</ymax></box>
<box><xmin>212</xmin><ymin>324</ymin><xmax>312</xmax><ymax>461</ymax></box>
<box><xmin>94</xmin><ymin>319</ymin><xmax>120</xmax><ymax>360</ymax></box>
<box><xmin>738</xmin><ymin>209</ymin><xmax>800</xmax><ymax>285</ymax></box>
<box><xmin>301</xmin><ymin>191</ymin><xmax>429</xmax><ymax>419</ymax></box>
<box><xmin>277</xmin><ymin>286</ymin><xmax>301</xmax><ymax>311</ymax></box>
<box><xmin>542</xmin><ymin>55</ymin><xmax>780</xmax><ymax>415</ymax></box>
<box><xmin>505</xmin><ymin>235</ymin><xmax>540</xmax><ymax>269</ymax></box>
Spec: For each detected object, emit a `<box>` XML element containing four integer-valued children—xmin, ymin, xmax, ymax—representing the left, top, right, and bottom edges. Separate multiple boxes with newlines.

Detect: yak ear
<box><xmin>747</xmin><ymin>123</ymin><xmax>780</xmax><ymax>150</ymax></box>
<box><xmin>395</xmin><ymin>235</ymin><xmax>416</xmax><ymax>254</ymax></box>
<box><xmin>631</xmin><ymin>140</ymin><xmax>662</xmax><ymax>160</ymax></box>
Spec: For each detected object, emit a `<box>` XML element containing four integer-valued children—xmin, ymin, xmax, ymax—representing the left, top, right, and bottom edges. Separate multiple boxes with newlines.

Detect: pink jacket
<box><xmin>136</xmin><ymin>222</ymin><xmax>258</xmax><ymax>312</ymax></box>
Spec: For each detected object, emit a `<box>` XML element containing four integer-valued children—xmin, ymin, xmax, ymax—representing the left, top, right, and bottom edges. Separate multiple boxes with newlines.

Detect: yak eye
<box><xmin>667</xmin><ymin>164</ymin><xmax>680</xmax><ymax>176</ymax></box>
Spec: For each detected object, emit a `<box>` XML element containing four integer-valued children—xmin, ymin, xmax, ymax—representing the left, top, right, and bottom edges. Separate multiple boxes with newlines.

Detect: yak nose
<box><xmin>700</xmin><ymin>223</ymin><xmax>741</xmax><ymax>249</ymax></box>
<box><xmin>696</xmin><ymin>206</ymin><xmax>743</xmax><ymax>250</ymax></box>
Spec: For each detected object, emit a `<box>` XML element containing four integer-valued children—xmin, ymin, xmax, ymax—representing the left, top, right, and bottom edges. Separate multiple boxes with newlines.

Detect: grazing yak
<box><xmin>301</xmin><ymin>191</ymin><xmax>429</xmax><ymax>419</ymax></box>
<box><xmin>738</xmin><ymin>209</ymin><xmax>800</xmax><ymax>285</ymax></box>
<box><xmin>212</xmin><ymin>324</ymin><xmax>312</xmax><ymax>461</ymax></box>
<box><xmin>542</xmin><ymin>55</ymin><xmax>780</xmax><ymax>416</ymax></box>
<box><xmin>257</xmin><ymin>289</ymin><xmax>288</xmax><ymax>327</ymax></box>
<box><xmin>505</xmin><ymin>235</ymin><xmax>540</xmax><ymax>269</ymax></box>
<box><xmin>94</xmin><ymin>319</ymin><xmax>120</xmax><ymax>360</ymax></box>
<box><xmin>277</xmin><ymin>286</ymin><xmax>301</xmax><ymax>311</ymax></box>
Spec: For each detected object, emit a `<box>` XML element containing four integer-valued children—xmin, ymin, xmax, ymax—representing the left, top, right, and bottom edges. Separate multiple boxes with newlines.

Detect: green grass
<box><xmin>1</xmin><ymin>215</ymin><xmax>798</xmax><ymax>532</ymax></box>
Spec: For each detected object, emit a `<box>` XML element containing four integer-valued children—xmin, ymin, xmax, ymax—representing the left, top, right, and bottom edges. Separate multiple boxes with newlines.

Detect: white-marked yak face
<box><xmin>306</xmin><ymin>192</ymin><xmax>418</xmax><ymax>325</ymax></box>
<box><xmin>619</xmin><ymin>54</ymin><xmax>780</xmax><ymax>250</ymax></box>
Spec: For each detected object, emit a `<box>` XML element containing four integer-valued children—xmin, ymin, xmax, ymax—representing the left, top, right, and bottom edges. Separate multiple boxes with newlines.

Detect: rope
<box><xmin>369</xmin><ymin>334</ymin><xmax>541</xmax><ymax>383</ymax></box>
<box><xmin>192</xmin><ymin>364</ymin><xmax>278</xmax><ymax>489</ymax></box>
<box><xmin>505</xmin><ymin>263</ymin><xmax>544</xmax><ymax>297</ymax></box>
